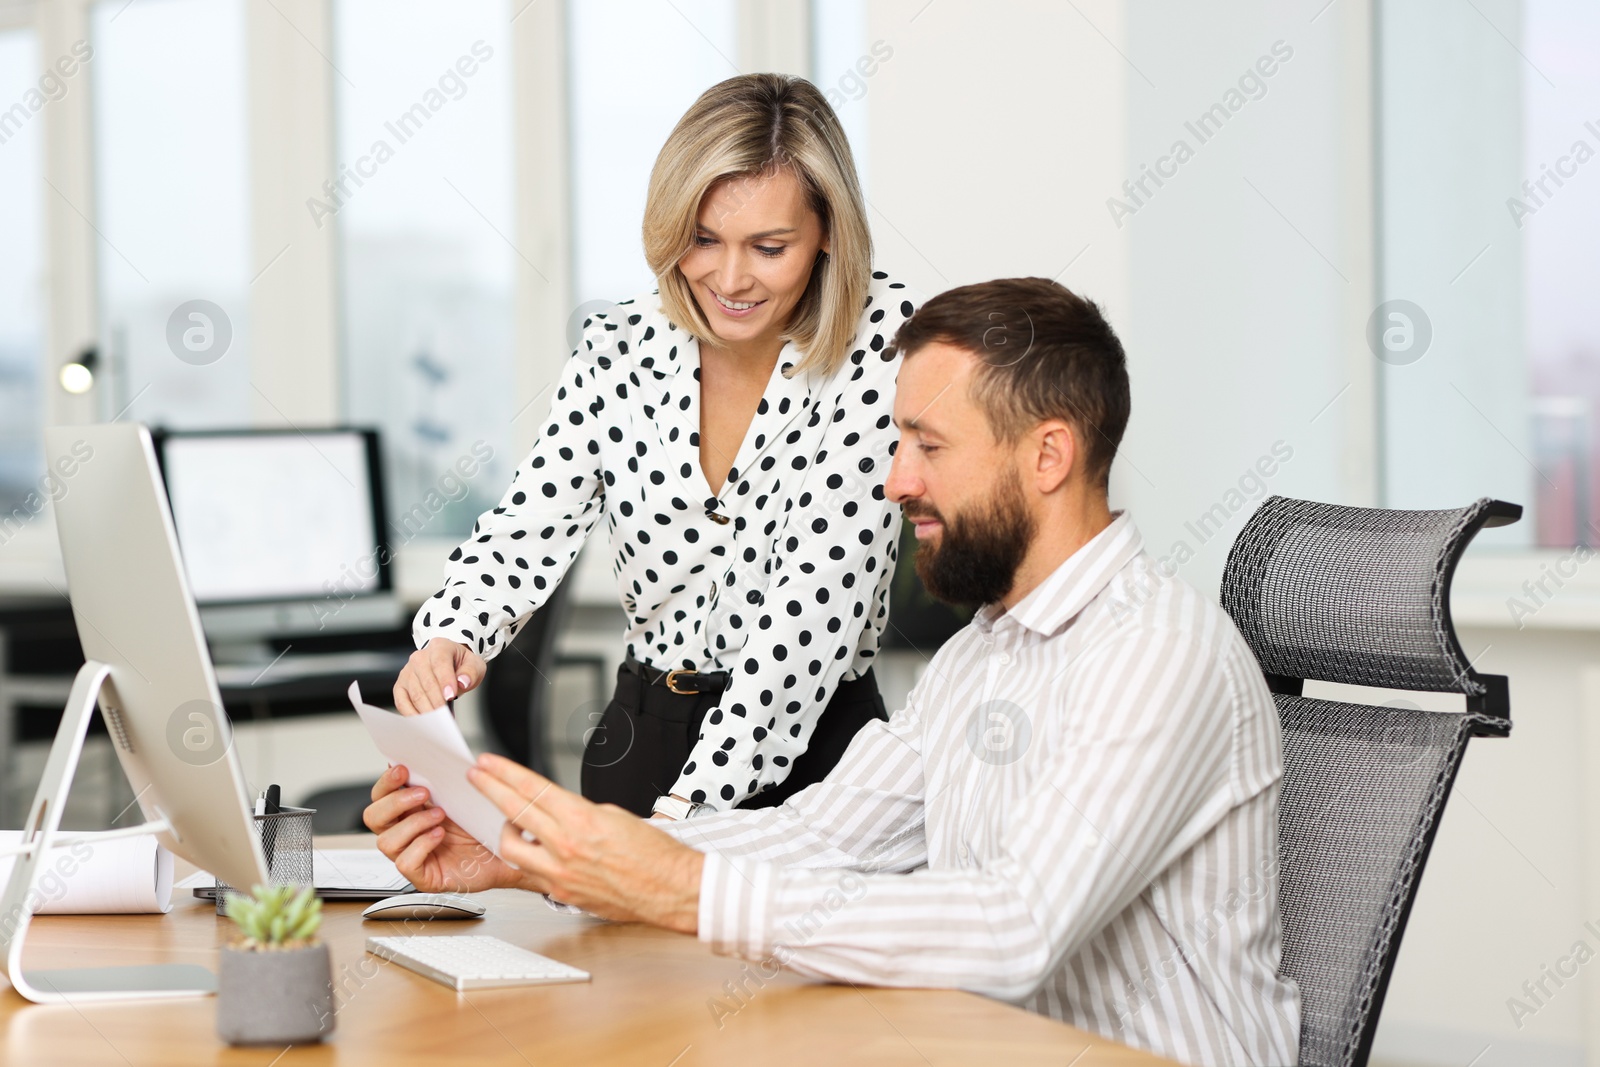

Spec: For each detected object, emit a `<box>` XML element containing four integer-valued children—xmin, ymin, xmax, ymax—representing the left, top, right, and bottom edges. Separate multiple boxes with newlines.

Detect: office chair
<box><xmin>304</xmin><ymin>580</ymin><xmax>573</xmax><ymax>834</ymax></box>
<box><xmin>1220</xmin><ymin>495</ymin><xmax>1520</xmax><ymax>1067</ymax></box>
<box><xmin>479</xmin><ymin>578</ymin><xmax>571</xmax><ymax>779</ymax></box>
<box><xmin>879</xmin><ymin>520</ymin><xmax>972</xmax><ymax>650</ymax></box>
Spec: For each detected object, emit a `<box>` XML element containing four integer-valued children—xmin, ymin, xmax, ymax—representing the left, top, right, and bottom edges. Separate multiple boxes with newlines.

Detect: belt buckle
<box><xmin>664</xmin><ymin>669</ymin><xmax>699</xmax><ymax>695</ymax></box>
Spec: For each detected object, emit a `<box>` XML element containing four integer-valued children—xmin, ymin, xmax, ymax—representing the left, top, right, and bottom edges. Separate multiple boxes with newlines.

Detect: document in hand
<box><xmin>347</xmin><ymin>682</ymin><xmax>507</xmax><ymax>858</ymax></box>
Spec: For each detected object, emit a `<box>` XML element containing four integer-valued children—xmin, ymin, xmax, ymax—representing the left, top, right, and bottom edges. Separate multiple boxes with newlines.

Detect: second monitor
<box><xmin>153</xmin><ymin>428</ymin><xmax>402</xmax><ymax>653</ymax></box>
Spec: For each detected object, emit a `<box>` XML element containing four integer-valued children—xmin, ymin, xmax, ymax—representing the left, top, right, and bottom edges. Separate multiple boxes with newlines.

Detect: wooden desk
<box><xmin>2</xmin><ymin>838</ymin><xmax>1180</xmax><ymax>1066</ymax></box>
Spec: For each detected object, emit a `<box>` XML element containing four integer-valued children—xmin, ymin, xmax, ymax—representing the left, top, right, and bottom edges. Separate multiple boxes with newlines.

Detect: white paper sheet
<box><xmin>310</xmin><ymin>849</ymin><xmax>410</xmax><ymax>891</ymax></box>
<box><xmin>0</xmin><ymin>831</ymin><xmax>174</xmax><ymax>914</ymax></box>
<box><xmin>347</xmin><ymin>682</ymin><xmax>507</xmax><ymax>858</ymax></box>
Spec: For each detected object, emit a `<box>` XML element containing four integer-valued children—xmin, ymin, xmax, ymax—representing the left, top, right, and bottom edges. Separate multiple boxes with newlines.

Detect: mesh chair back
<box><xmin>1221</xmin><ymin>496</ymin><xmax>1519</xmax><ymax>1067</ymax></box>
<box><xmin>1222</xmin><ymin>496</ymin><xmax>1518</xmax><ymax>705</ymax></box>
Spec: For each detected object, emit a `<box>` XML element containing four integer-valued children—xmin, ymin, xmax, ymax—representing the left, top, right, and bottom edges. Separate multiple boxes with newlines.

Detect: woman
<box><xmin>390</xmin><ymin>73</ymin><xmax>915</xmax><ymax>821</ymax></box>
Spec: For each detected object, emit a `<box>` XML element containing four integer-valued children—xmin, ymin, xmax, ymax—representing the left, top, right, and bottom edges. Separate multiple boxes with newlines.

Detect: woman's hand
<box><xmin>394</xmin><ymin>638</ymin><xmax>486</xmax><ymax>715</ymax></box>
<box><xmin>363</xmin><ymin>764</ymin><xmax>527</xmax><ymax>895</ymax></box>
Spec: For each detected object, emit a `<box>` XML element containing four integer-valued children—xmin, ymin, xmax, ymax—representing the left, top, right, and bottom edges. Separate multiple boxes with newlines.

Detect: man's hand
<box><xmin>468</xmin><ymin>753</ymin><xmax>704</xmax><ymax>934</ymax></box>
<box><xmin>364</xmin><ymin>764</ymin><xmax>527</xmax><ymax>895</ymax></box>
<box><xmin>395</xmin><ymin>638</ymin><xmax>487</xmax><ymax>715</ymax></box>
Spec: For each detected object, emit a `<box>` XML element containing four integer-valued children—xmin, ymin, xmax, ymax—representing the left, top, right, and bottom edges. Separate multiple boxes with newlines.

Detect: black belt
<box><xmin>622</xmin><ymin>656</ymin><xmax>730</xmax><ymax>696</ymax></box>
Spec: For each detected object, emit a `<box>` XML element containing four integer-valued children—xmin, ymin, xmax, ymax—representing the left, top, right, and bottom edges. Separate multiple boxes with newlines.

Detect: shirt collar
<box><xmin>626</xmin><ymin>296</ymin><xmax>687</xmax><ymax>377</ymax></box>
<box><xmin>974</xmin><ymin>511</ymin><xmax>1144</xmax><ymax>637</ymax></box>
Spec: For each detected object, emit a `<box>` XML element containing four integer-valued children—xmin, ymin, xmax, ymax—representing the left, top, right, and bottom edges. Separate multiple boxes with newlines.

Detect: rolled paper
<box><xmin>0</xmin><ymin>830</ymin><xmax>175</xmax><ymax>914</ymax></box>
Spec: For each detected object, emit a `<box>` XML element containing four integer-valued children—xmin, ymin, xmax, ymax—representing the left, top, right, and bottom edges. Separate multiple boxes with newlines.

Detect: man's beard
<box><xmin>904</xmin><ymin>469</ymin><xmax>1036</xmax><ymax>607</ymax></box>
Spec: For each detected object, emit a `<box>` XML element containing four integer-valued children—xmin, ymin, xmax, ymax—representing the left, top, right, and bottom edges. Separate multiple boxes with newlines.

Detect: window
<box><xmin>567</xmin><ymin>0</ymin><xmax>738</xmax><ymax>305</ymax></box>
<box><xmin>1377</xmin><ymin>0</ymin><xmax>1600</xmax><ymax>549</ymax></box>
<box><xmin>1523</xmin><ymin>0</ymin><xmax>1600</xmax><ymax>546</ymax></box>
<box><xmin>0</xmin><ymin>27</ymin><xmax>44</xmax><ymax>515</ymax></box>
<box><xmin>91</xmin><ymin>0</ymin><xmax>253</xmax><ymax>429</ymax></box>
<box><xmin>811</xmin><ymin>0</ymin><xmax>872</xmax><ymax>197</ymax></box>
<box><xmin>334</xmin><ymin>0</ymin><xmax>516</xmax><ymax>537</ymax></box>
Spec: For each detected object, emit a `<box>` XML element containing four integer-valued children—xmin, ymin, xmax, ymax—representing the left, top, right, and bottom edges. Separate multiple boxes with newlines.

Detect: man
<box><xmin>366</xmin><ymin>278</ymin><xmax>1301</xmax><ymax>1066</ymax></box>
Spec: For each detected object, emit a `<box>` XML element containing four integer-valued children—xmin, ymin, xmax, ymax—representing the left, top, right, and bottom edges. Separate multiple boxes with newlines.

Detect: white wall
<box><xmin>866</xmin><ymin>0</ymin><xmax>1375</xmax><ymax>598</ymax></box>
<box><xmin>864</xmin><ymin>0</ymin><xmax>1130</xmax><ymax>317</ymax></box>
<box><xmin>1341</xmin><ymin>621</ymin><xmax>1595</xmax><ymax>1067</ymax></box>
<box><xmin>1122</xmin><ymin>0</ymin><xmax>1379</xmax><ymax>595</ymax></box>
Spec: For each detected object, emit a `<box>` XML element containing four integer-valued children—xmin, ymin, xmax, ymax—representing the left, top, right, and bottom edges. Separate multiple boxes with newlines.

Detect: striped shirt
<box><xmin>671</xmin><ymin>512</ymin><xmax>1301</xmax><ymax>1066</ymax></box>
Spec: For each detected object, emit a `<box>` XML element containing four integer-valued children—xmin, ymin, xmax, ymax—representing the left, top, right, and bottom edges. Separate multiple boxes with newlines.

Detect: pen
<box><xmin>261</xmin><ymin>783</ymin><xmax>281</xmax><ymax>875</ymax></box>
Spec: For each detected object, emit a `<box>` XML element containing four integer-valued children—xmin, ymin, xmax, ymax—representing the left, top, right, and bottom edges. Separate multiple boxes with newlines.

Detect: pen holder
<box><xmin>216</xmin><ymin>806</ymin><xmax>315</xmax><ymax>916</ymax></box>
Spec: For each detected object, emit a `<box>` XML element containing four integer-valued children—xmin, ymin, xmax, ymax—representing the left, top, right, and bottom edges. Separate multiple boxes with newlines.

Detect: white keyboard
<box><xmin>366</xmin><ymin>935</ymin><xmax>591</xmax><ymax>991</ymax></box>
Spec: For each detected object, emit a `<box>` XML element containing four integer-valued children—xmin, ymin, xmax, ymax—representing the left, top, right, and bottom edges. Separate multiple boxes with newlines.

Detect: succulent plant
<box><xmin>225</xmin><ymin>884</ymin><xmax>323</xmax><ymax>951</ymax></box>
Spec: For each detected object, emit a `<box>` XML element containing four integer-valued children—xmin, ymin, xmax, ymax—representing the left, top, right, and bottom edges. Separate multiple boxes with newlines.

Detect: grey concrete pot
<box><xmin>216</xmin><ymin>941</ymin><xmax>335</xmax><ymax>1046</ymax></box>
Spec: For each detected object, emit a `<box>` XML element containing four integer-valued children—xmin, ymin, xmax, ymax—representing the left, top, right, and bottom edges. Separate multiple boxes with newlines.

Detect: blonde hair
<box><xmin>643</xmin><ymin>73</ymin><xmax>871</xmax><ymax>379</ymax></box>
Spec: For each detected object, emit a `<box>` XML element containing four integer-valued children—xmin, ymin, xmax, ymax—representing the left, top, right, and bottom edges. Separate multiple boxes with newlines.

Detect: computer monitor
<box><xmin>0</xmin><ymin>423</ymin><xmax>270</xmax><ymax>1002</ymax></box>
<box><xmin>152</xmin><ymin>428</ymin><xmax>402</xmax><ymax>651</ymax></box>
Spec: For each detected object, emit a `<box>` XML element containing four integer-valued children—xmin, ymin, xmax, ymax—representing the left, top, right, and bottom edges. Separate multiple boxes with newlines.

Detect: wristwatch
<box><xmin>651</xmin><ymin>794</ymin><xmax>708</xmax><ymax>821</ymax></box>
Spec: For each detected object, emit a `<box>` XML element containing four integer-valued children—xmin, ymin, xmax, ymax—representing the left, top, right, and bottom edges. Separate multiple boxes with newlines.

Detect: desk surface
<box><xmin>2</xmin><ymin>837</ymin><xmax>1179</xmax><ymax>1067</ymax></box>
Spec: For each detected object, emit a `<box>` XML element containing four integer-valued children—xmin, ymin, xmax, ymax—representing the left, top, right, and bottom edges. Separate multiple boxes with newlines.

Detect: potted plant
<box><xmin>217</xmin><ymin>885</ymin><xmax>335</xmax><ymax>1045</ymax></box>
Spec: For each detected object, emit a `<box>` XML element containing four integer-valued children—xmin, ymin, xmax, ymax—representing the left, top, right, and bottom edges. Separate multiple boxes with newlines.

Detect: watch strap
<box><xmin>651</xmin><ymin>795</ymin><xmax>702</xmax><ymax>821</ymax></box>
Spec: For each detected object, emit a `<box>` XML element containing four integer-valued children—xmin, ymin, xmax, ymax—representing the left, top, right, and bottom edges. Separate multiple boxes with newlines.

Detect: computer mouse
<box><xmin>362</xmin><ymin>892</ymin><xmax>486</xmax><ymax>921</ymax></box>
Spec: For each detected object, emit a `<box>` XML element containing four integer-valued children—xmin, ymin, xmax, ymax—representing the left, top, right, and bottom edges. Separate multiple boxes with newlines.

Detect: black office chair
<box><xmin>879</xmin><ymin>520</ymin><xmax>972</xmax><ymax>651</ymax></box>
<box><xmin>479</xmin><ymin>578</ymin><xmax>572</xmax><ymax>779</ymax></box>
<box><xmin>304</xmin><ymin>581</ymin><xmax>573</xmax><ymax>834</ymax></box>
<box><xmin>1220</xmin><ymin>495</ymin><xmax>1520</xmax><ymax>1067</ymax></box>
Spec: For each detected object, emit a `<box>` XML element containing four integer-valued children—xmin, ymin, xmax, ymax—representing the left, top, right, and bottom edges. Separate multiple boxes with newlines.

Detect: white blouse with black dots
<box><xmin>414</xmin><ymin>271</ymin><xmax>918</xmax><ymax>811</ymax></box>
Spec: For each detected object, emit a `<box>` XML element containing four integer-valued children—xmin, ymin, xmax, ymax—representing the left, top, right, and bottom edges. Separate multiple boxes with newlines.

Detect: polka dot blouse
<box><xmin>414</xmin><ymin>270</ymin><xmax>919</xmax><ymax>810</ymax></box>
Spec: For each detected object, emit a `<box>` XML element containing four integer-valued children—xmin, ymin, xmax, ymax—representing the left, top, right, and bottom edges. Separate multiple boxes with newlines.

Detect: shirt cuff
<box><xmin>697</xmin><ymin>850</ymin><xmax>777</xmax><ymax>959</ymax></box>
<box><xmin>665</xmin><ymin>771</ymin><xmax>731</xmax><ymax>813</ymax></box>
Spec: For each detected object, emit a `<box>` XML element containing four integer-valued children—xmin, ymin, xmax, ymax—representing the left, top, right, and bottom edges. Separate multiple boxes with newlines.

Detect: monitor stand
<box><xmin>0</xmin><ymin>660</ymin><xmax>215</xmax><ymax>1003</ymax></box>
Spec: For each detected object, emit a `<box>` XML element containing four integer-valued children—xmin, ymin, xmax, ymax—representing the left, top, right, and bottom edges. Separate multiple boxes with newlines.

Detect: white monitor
<box><xmin>153</xmin><ymin>429</ymin><xmax>401</xmax><ymax>644</ymax></box>
<box><xmin>1</xmin><ymin>423</ymin><xmax>272</xmax><ymax>1002</ymax></box>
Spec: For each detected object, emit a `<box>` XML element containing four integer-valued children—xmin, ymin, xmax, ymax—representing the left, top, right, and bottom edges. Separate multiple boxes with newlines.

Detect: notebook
<box><xmin>176</xmin><ymin>848</ymin><xmax>412</xmax><ymax>901</ymax></box>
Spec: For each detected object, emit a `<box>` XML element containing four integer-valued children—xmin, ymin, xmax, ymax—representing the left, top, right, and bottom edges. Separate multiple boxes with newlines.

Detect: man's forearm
<box><xmin>698</xmin><ymin>855</ymin><xmax>1054</xmax><ymax>1001</ymax></box>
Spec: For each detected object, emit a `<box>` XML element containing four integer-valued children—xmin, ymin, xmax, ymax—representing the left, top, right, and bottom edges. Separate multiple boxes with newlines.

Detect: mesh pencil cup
<box><xmin>215</xmin><ymin>806</ymin><xmax>315</xmax><ymax>915</ymax></box>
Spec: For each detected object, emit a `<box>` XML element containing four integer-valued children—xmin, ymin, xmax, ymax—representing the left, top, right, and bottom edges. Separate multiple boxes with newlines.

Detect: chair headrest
<box><xmin>1221</xmin><ymin>496</ymin><xmax>1520</xmax><ymax>703</ymax></box>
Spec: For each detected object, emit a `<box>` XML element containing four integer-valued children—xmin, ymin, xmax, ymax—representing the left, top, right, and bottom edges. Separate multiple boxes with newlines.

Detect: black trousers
<box><xmin>580</xmin><ymin>663</ymin><xmax>888</xmax><ymax>817</ymax></box>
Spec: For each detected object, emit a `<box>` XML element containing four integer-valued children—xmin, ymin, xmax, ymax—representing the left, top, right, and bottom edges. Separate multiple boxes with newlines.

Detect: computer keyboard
<box><xmin>211</xmin><ymin>650</ymin><xmax>410</xmax><ymax>688</ymax></box>
<box><xmin>366</xmin><ymin>935</ymin><xmax>591</xmax><ymax>991</ymax></box>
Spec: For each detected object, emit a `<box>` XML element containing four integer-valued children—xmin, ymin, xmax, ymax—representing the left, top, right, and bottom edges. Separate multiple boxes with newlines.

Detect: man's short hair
<box><xmin>888</xmin><ymin>277</ymin><xmax>1130</xmax><ymax>489</ymax></box>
